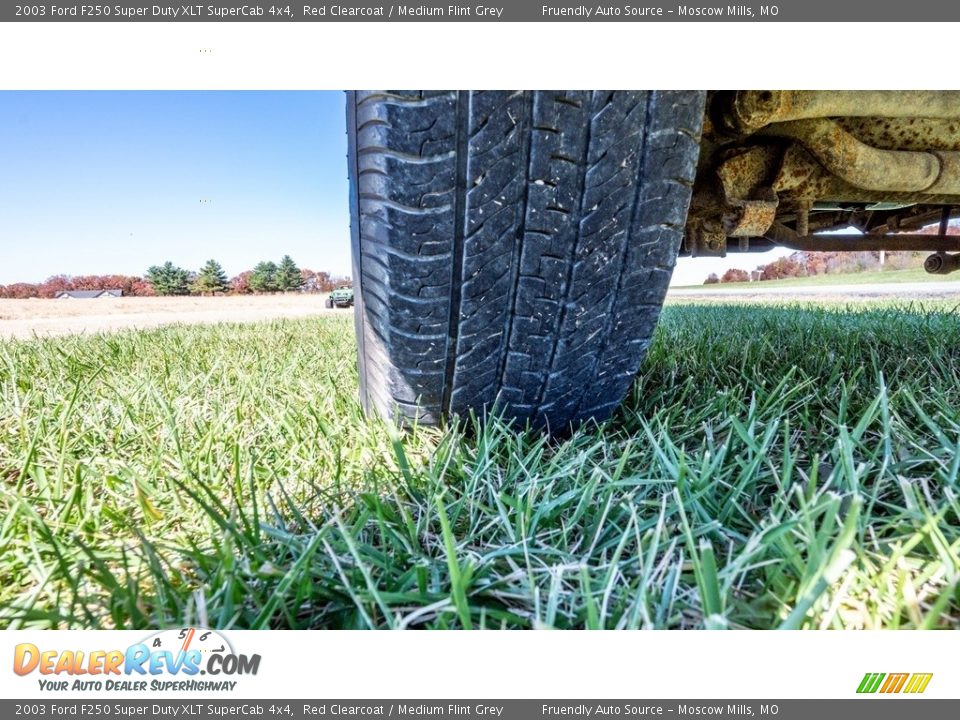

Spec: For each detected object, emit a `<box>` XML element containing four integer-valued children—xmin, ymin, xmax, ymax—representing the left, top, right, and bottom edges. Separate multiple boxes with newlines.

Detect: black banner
<box><xmin>2</xmin><ymin>0</ymin><xmax>954</xmax><ymax>22</ymax></box>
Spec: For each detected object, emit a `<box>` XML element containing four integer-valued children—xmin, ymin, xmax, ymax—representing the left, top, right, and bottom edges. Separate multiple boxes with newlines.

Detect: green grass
<box><xmin>2</xmin><ymin>304</ymin><xmax>960</xmax><ymax>629</ymax></box>
<box><xmin>677</xmin><ymin>266</ymin><xmax>960</xmax><ymax>289</ymax></box>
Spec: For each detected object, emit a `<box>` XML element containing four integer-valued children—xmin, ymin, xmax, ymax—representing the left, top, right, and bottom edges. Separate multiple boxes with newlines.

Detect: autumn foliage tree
<box><xmin>301</xmin><ymin>269</ymin><xmax>326</xmax><ymax>293</ymax></box>
<box><xmin>37</xmin><ymin>275</ymin><xmax>74</xmax><ymax>298</ymax></box>
<box><xmin>0</xmin><ymin>274</ymin><xmax>155</xmax><ymax>299</ymax></box>
<box><xmin>720</xmin><ymin>268</ymin><xmax>750</xmax><ymax>283</ymax></box>
<box><xmin>301</xmin><ymin>270</ymin><xmax>351</xmax><ymax>293</ymax></box>
<box><xmin>131</xmin><ymin>279</ymin><xmax>156</xmax><ymax>296</ymax></box>
<box><xmin>71</xmin><ymin>275</ymin><xmax>140</xmax><ymax>293</ymax></box>
<box><xmin>230</xmin><ymin>271</ymin><xmax>253</xmax><ymax>294</ymax></box>
<box><xmin>1</xmin><ymin>283</ymin><xmax>40</xmax><ymax>299</ymax></box>
<box><xmin>759</xmin><ymin>256</ymin><xmax>804</xmax><ymax>281</ymax></box>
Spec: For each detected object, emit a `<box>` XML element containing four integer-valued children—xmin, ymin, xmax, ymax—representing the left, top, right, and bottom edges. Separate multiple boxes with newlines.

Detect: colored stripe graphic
<box><xmin>857</xmin><ymin>673</ymin><xmax>885</xmax><ymax>693</ymax></box>
<box><xmin>857</xmin><ymin>672</ymin><xmax>932</xmax><ymax>694</ymax></box>
<box><xmin>904</xmin><ymin>673</ymin><xmax>934</xmax><ymax>694</ymax></box>
<box><xmin>880</xmin><ymin>673</ymin><xmax>908</xmax><ymax>693</ymax></box>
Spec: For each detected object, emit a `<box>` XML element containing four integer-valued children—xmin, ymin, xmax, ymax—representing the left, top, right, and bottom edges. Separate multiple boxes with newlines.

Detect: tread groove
<box><xmin>349</xmin><ymin>90</ymin><xmax>705</xmax><ymax>428</ymax></box>
<box><xmin>441</xmin><ymin>92</ymin><xmax>471</xmax><ymax>416</ymax></box>
<box><xmin>532</xmin><ymin>92</ymin><xmax>596</xmax><ymax>415</ymax></box>
<box><xmin>571</xmin><ymin>93</ymin><xmax>653</xmax><ymax>418</ymax></box>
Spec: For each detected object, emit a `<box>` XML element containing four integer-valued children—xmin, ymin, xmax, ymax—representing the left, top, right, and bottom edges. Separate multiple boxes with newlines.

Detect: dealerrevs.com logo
<box><xmin>13</xmin><ymin>627</ymin><xmax>261</xmax><ymax>693</ymax></box>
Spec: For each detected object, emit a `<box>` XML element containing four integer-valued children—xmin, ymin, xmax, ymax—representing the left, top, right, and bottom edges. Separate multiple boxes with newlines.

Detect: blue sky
<box><xmin>0</xmin><ymin>90</ymin><xmax>783</xmax><ymax>287</ymax></box>
<box><xmin>0</xmin><ymin>91</ymin><xmax>350</xmax><ymax>284</ymax></box>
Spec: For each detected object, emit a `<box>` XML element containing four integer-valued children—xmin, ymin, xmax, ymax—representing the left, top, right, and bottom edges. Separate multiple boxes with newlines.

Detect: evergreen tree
<box><xmin>275</xmin><ymin>255</ymin><xmax>305</xmax><ymax>292</ymax></box>
<box><xmin>249</xmin><ymin>261</ymin><xmax>278</xmax><ymax>293</ymax></box>
<box><xmin>145</xmin><ymin>261</ymin><xmax>191</xmax><ymax>296</ymax></box>
<box><xmin>192</xmin><ymin>259</ymin><xmax>229</xmax><ymax>295</ymax></box>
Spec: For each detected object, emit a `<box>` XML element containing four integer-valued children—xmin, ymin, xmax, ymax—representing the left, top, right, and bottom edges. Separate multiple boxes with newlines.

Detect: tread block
<box><xmin>349</xmin><ymin>90</ymin><xmax>706</xmax><ymax>428</ymax></box>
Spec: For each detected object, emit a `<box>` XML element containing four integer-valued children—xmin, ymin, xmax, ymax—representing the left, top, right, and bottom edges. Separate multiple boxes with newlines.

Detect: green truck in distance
<box><xmin>326</xmin><ymin>285</ymin><xmax>354</xmax><ymax>309</ymax></box>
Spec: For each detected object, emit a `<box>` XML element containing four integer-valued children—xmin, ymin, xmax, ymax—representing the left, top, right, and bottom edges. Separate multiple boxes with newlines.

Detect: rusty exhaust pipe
<box><xmin>759</xmin><ymin>119</ymin><xmax>960</xmax><ymax>195</ymax></box>
<box><xmin>763</xmin><ymin>222</ymin><xmax>960</xmax><ymax>252</ymax></box>
<box><xmin>924</xmin><ymin>252</ymin><xmax>960</xmax><ymax>274</ymax></box>
<box><xmin>728</xmin><ymin>91</ymin><xmax>960</xmax><ymax>132</ymax></box>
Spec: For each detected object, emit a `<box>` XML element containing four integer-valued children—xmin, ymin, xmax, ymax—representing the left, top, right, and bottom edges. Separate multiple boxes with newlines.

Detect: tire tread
<box><xmin>348</xmin><ymin>90</ymin><xmax>704</xmax><ymax>427</ymax></box>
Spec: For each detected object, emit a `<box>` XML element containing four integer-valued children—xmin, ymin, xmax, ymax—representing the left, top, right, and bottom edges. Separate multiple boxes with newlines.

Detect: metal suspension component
<box><xmin>762</xmin><ymin>222</ymin><xmax>960</xmax><ymax>252</ymax></box>
<box><xmin>688</xmin><ymin>91</ymin><xmax>960</xmax><ymax>257</ymax></box>
<box><xmin>725</xmin><ymin>90</ymin><xmax>960</xmax><ymax>133</ymax></box>
<box><xmin>759</xmin><ymin>119</ymin><xmax>960</xmax><ymax>195</ymax></box>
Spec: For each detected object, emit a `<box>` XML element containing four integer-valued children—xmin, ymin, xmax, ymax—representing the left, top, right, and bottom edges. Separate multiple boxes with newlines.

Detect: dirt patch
<box><xmin>0</xmin><ymin>295</ymin><xmax>347</xmax><ymax>339</ymax></box>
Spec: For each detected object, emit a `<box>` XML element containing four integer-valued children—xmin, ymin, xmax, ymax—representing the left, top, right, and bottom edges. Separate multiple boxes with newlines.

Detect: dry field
<box><xmin>0</xmin><ymin>294</ymin><xmax>344</xmax><ymax>339</ymax></box>
<box><xmin>3</xmin><ymin>286</ymin><xmax>957</xmax><ymax>340</ymax></box>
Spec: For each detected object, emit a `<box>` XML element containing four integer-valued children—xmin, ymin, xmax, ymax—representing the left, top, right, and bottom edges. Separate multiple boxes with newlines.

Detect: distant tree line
<box><xmin>703</xmin><ymin>250</ymin><xmax>929</xmax><ymax>285</ymax></box>
<box><xmin>0</xmin><ymin>255</ymin><xmax>350</xmax><ymax>299</ymax></box>
<box><xmin>0</xmin><ymin>274</ymin><xmax>156</xmax><ymax>299</ymax></box>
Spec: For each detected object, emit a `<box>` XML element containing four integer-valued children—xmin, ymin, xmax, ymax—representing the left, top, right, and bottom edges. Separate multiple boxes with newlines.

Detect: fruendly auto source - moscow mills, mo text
<box><xmin>541</xmin><ymin>4</ymin><xmax>777</xmax><ymax>16</ymax></box>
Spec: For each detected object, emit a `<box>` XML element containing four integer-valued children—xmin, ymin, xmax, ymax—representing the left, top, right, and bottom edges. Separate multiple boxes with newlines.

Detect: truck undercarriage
<box><xmin>686</xmin><ymin>91</ymin><xmax>960</xmax><ymax>274</ymax></box>
<box><xmin>348</xmin><ymin>90</ymin><xmax>960</xmax><ymax>429</ymax></box>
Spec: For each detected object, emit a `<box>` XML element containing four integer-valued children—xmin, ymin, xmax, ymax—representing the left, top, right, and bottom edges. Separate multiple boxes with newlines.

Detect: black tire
<box><xmin>325</xmin><ymin>298</ymin><xmax>334</xmax><ymax>309</ymax></box>
<box><xmin>348</xmin><ymin>90</ymin><xmax>705</xmax><ymax>428</ymax></box>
